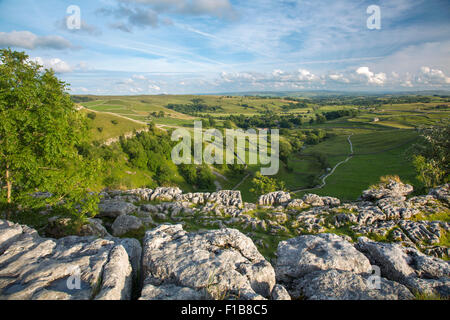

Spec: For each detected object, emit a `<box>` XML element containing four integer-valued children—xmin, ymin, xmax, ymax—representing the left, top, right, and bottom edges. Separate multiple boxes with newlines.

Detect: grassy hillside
<box><xmin>79</xmin><ymin>108</ymin><xmax>147</xmax><ymax>143</ymax></box>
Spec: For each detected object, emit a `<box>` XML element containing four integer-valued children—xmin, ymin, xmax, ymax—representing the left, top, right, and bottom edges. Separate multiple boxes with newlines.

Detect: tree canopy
<box><xmin>0</xmin><ymin>49</ymin><xmax>100</xmax><ymax>225</ymax></box>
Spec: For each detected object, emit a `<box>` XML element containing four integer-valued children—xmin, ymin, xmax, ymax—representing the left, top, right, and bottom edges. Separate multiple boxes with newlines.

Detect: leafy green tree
<box><xmin>411</xmin><ymin>125</ymin><xmax>449</xmax><ymax>187</ymax></box>
<box><xmin>279</xmin><ymin>140</ymin><xmax>293</xmax><ymax>164</ymax></box>
<box><xmin>250</xmin><ymin>172</ymin><xmax>286</xmax><ymax>196</ymax></box>
<box><xmin>0</xmin><ymin>49</ymin><xmax>100</xmax><ymax>225</ymax></box>
<box><xmin>179</xmin><ymin>164</ymin><xmax>197</xmax><ymax>185</ymax></box>
<box><xmin>196</xmin><ymin>165</ymin><xmax>215</xmax><ymax>189</ymax></box>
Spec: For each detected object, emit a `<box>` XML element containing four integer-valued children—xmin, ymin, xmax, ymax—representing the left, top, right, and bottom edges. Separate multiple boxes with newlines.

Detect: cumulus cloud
<box><xmin>31</xmin><ymin>57</ymin><xmax>73</xmax><ymax>73</ymax></box>
<box><xmin>0</xmin><ymin>31</ymin><xmax>73</xmax><ymax>50</ymax></box>
<box><xmin>218</xmin><ymin>68</ymin><xmax>323</xmax><ymax>91</ymax></box>
<box><xmin>356</xmin><ymin>67</ymin><xmax>386</xmax><ymax>85</ymax></box>
<box><xmin>297</xmin><ymin>69</ymin><xmax>319</xmax><ymax>82</ymax></box>
<box><xmin>328</xmin><ymin>73</ymin><xmax>350</xmax><ymax>83</ymax></box>
<box><xmin>418</xmin><ymin>66</ymin><xmax>450</xmax><ymax>84</ymax></box>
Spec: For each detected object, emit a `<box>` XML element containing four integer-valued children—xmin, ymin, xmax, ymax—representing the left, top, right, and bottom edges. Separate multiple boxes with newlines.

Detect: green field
<box><xmin>73</xmin><ymin>94</ymin><xmax>449</xmax><ymax>201</ymax></box>
<box><xmin>80</xmin><ymin>108</ymin><xmax>147</xmax><ymax>143</ymax></box>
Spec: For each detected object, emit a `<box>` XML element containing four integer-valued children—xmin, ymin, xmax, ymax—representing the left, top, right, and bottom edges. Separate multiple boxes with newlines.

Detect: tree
<box><xmin>223</xmin><ymin>120</ymin><xmax>233</xmax><ymax>129</ymax></box>
<box><xmin>0</xmin><ymin>49</ymin><xmax>100</xmax><ymax>224</ymax></box>
<box><xmin>250</xmin><ymin>172</ymin><xmax>286</xmax><ymax>196</ymax></box>
<box><xmin>196</xmin><ymin>165</ymin><xmax>215</xmax><ymax>189</ymax></box>
<box><xmin>411</xmin><ymin>125</ymin><xmax>449</xmax><ymax>188</ymax></box>
<box><xmin>279</xmin><ymin>140</ymin><xmax>293</xmax><ymax>164</ymax></box>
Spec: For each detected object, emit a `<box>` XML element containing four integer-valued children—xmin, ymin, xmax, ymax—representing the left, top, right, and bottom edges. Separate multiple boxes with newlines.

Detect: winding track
<box><xmin>292</xmin><ymin>133</ymin><xmax>354</xmax><ymax>194</ymax></box>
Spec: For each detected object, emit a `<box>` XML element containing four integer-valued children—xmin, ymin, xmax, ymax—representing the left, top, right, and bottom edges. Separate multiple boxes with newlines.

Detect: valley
<box><xmin>72</xmin><ymin>93</ymin><xmax>449</xmax><ymax>202</ymax></box>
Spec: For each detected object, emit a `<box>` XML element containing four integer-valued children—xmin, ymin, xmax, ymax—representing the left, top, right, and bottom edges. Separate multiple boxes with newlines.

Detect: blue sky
<box><xmin>1</xmin><ymin>0</ymin><xmax>449</xmax><ymax>94</ymax></box>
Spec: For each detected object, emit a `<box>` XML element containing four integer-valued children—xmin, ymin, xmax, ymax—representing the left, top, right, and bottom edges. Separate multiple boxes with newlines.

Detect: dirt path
<box><xmin>232</xmin><ymin>173</ymin><xmax>251</xmax><ymax>190</ymax></box>
<box><xmin>81</xmin><ymin>106</ymin><xmax>148</xmax><ymax>125</ymax></box>
<box><xmin>292</xmin><ymin>134</ymin><xmax>354</xmax><ymax>194</ymax></box>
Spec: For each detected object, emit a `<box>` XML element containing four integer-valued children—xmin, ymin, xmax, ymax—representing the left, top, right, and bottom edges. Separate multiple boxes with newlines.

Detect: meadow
<box><xmin>73</xmin><ymin>93</ymin><xmax>450</xmax><ymax>202</ymax></box>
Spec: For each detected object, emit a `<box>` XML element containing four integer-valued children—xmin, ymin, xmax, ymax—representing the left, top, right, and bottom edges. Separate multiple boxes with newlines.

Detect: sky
<box><xmin>0</xmin><ymin>0</ymin><xmax>449</xmax><ymax>95</ymax></box>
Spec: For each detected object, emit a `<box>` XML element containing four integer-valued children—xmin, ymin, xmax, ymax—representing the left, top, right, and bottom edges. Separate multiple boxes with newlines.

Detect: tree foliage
<box><xmin>0</xmin><ymin>49</ymin><xmax>100</xmax><ymax>225</ymax></box>
<box><xmin>250</xmin><ymin>171</ymin><xmax>286</xmax><ymax>196</ymax></box>
<box><xmin>411</xmin><ymin>125</ymin><xmax>449</xmax><ymax>188</ymax></box>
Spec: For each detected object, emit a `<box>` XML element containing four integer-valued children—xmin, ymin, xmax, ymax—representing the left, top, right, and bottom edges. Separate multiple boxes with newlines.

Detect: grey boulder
<box><xmin>98</xmin><ymin>200</ymin><xmax>137</xmax><ymax>218</ymax></box>
<box><xmin>140</xmin><ymin>224</ymin><xmax>276</xmax><ymax>300</ymax></box>
<box><xmin>295</xmin><ymin>269</ymin><xmax>414</xmax><ymax>300</ymax></box>
<box><xmin>111</xmin><ymin>215</ymin><xmax>143</xmax><ymax>237</ymax></box>
<box><xmin>275</xmin><ymin>233</ymin><xmax>372</xmax><ymax>286</ymax></box>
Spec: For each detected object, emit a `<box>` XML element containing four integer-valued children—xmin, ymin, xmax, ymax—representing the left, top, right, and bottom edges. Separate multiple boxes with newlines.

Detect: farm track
<box><xmin>292</xmin><ymin>134</ymin><xmax>354</xmax><ymax>194</ymax></box>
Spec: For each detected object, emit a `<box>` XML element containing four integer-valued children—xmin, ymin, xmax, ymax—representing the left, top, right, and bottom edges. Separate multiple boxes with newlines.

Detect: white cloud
<box><xmin>0</xmin><ymin>31</ymin><xmax>72</xmax><ymax>50</ymax></box>
<box><xmin>418</xmin><ymin>66</ymin><xmax>450</xmax><ymax>84</ymax></box>
<box><xmin>132</xmin><ymin>74</ymin><xmax>147</xmax><ymax>80</ymax></box>
<box><xmin>32</xmin><ymin>57</ymin><xmax>73</xmax><ymax>73</ymax></box>
<box><xmin>356</xmin><ymin>67</ymin><xmax>386</xmax><ymax>85</ymax></box>
<box><xmin>328</xmin><ymin>73</ymin><xmax>350</xmax><ymax>83</ymax></box>
<box><xmin>297</xmin><ymin>69</ymin><xmax>319</xmax><ymax>82</ymax></box>
<box><xmin>148</xmin><ymin>84</ymin><xmax>161</xmax><ymax>91</ymax></box>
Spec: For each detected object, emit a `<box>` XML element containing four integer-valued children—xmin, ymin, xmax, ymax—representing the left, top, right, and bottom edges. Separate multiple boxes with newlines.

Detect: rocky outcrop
<box><xmin>275</xmin><ymin>233</ymin><xmax>417</xmax><ymax>300</ymax></box>
<box><xmin>295</xmin><ymin>269</ymin><xmax>414</xmax><ymax>300</ymax></box>
<box><xmin>140</xmin><ymin>224</ymin><xmax>276</xmax><ymax>300</ymax></box>
<box><xmin>275</xmin><ymin>234</ymin><xmax>372</xmax><ymax>286</ymax></box>
<box><xmin>361</xmin><ymin>180</ymin><xmax>414</xmax><ymax>201</ymax></box>
<box><xmin>356</xmin><ymin>237</ymin><xmax>450</xmax><ymax>297</ymax></box>
<box><xmin>302</xmin><ymin>194</ymin><xmax>340</xmax><ymax>207</ymax></box>
<box><xmin>2</xmin><ymin>182</ymin><xmax>449</xmax><ymax>300</ymax></box>
<box><xmin>0</xmin><ymin>219</ymin><xmax>141</xmax><ymax>300</ymax></box>
<box><xmin>429</xmin><ymin>184</ymin><xmax>450</xmax><ymax>204</ymax></box>
<box><xmin>258</xmin><ymin>191</ymin><xmax>291</xmax><ymax>206</ymax></box>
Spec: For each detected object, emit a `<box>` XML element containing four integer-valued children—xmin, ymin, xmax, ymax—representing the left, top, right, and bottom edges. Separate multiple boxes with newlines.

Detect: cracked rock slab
<box><xmin>356</xmin><ymin>237</ymin><xmax>450</xmax><ymax>297</ymax></box>
<box><xmin>140</xmin><ymin>224</ymin><xmax>275</xmax><ymax>300</ymax></box>
<box><xmin>0</xmin><ymin>219</ymin><xmax>138</xmax><ymax>300</ymax></box>
<box><xmin>294</xmin><ymin>269</ymin><xmax>414</xmax><ymax>300</ymax></box>
<box><xmin>275</xmin><ymin>233</ymin><xmax>372</xmax><ymax>287</ymax></box>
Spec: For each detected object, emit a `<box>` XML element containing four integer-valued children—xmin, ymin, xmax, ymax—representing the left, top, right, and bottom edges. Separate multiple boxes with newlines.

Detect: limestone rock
<box><xmin>429</xmin><ymin>184</ymin><xmax>450</xmax><ymax>204</ymax></box>
<box><xmin>150</xmin><ymin>187</ymin><xmax>182</xmax><ymax>202</ymax></box>
<box><xmin>302</xmin><ymin>194</ymin><xmax>324</xmax><ymax>207</ymax></box>
<box><xmin>98</xmin><ymin>200</ymin><xmax>137</xmax><ymax>218</ymax></box>
<box><xmin>258</xmin><ymin>191</ymin><xmax>291</xmax><ymax>206</ymax></box>
<box><xmin>79</xmin><ymin>219</ymin><xmax>110</xmax><ymax>238</ymax></box>
<box><xmin>140</xmin><ymin>224</ymin><xmax>275</xmax><ymax>300</ymax></box>
<box><xmin>0</xmin><ymin>219</ymin><xmax>136</xmax><ymax>300</ymax></box>
<box><xmin>270</xmin><ymin>284</ymin><xmax>291</xmax><ymax>300</ymax></box>
<box><xmin>295</xmin><ymin>269</ymin><xmax>414</xmax><ymax>300</ymax></box>
<box><xmin>356</xmin><ymin>237</ymin><xmax>450</xmax><ymax>297</ymax></box>
<box><xmin>275</xmin><ymin>233</ymin><xmax>372</xmax><ymax>286</ymax></box>
<box><xmin>361</xmin><ymin>180</ymin><xmax>413</xmax><ymax>201</ymax></box>
<box><xmin>111</xmin><ymin>215</ymin><xmax>143</xmax><ymax>237</ymax></box>
<box><xmin>139</xmin><ymin>283</ymin><xmax>205</xmax><ymax>300</ymax></box>
<box><xmin>286</xmin><ymin>199</ymin><xmax>305</xmax><ymax>210</ymax></box>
